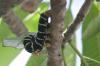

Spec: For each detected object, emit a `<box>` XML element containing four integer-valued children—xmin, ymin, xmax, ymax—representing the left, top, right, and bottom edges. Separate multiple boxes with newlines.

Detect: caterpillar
<box><xmin>23</xmin><ymin>13</ymin><xmax>49</xmax><ymax>53</ymax></box>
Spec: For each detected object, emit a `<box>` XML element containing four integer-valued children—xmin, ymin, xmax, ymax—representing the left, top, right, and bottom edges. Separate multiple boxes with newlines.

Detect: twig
<box><xmin>69</xmin><ymin>41</ymin><xmax>89</xmax><ymax>66</ymax></box>
<box><xmin>84</xmin><ymin>56</ymin><xmax>100</xmax><ymax>64</ymax></box>
<box><xmin>47</xmin><ymin>0</ymin><xmax>66</xmax><ymax>66</ymax></box>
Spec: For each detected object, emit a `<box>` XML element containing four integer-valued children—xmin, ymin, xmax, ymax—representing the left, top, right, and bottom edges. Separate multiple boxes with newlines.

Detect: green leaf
<box><xmin>24</xmin><ymin>13</ymin><xmax>40</xmax><ymax>32</ymax></box>
<box><xmin>82</xmin><ymin>3</ymin><xmax>99</xmax><ymax>33</ymax></box>
<box><xmin>63</xmin><ymin>36</ymin><xmax>76</xmax><ymax>66</ymax></box>
<box><xmin>82</xmin><ymin>2</ymin><xmax>100</xmax><ymax>66</ymax></box>
<box><xmin>14</xmin><ymin>6</ymin><xmax>29</xmax><ymax>20</ymax></box>
<box><xmin>82</xmin><ymin>33</ymin><xmax>100</xmax><ymax>66</ymax></box>
<box><xmin>64</xmin><ymin>9</ymin><xmax>73</xmax><ymax>29</ymax></box>
<box><xmin>26</xmin><ymin>54</ymin><xmax>47</xmax><ymax>66</ymax></box>
<box><xmin>63</xmin><ymin>44</ymin><xmax>76</xmax><ymax>66</ymax></box>
<box><xmin>83</xmin><ymin>13</ymin><xmax>100</xmax><ymax>39</ymax></box>
<box><xmin>0</xmin><ymin>44</ymin><xmax>21</xmax><ymax>66</ymax></box>
<box><xmin>94</xmin><ymin>1</ymin><xmax>100</xmax><ymax>11</ymax></box>
<box><xmin>0</xmin><ymin>18</ymin><xmax>15</xmax><ymax>40</ymax></box>
<box><xmin>38</xmin><ymin>2</ymin><xmax>48</xmax><ymax>13</ymax></box>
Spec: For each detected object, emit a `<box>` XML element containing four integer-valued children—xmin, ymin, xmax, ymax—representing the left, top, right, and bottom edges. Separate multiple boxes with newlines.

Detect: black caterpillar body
<box><xmin>23</xmin><ymin>13</ymin><xmax>49</xmax><ymax>53</ymax></box>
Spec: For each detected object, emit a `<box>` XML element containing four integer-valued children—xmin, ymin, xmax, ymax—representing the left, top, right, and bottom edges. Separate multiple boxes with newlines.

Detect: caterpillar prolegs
<box><xmin>23</xmin><ymin>13</ymin><xmax>49</xmax><ymax>53</ymax></box>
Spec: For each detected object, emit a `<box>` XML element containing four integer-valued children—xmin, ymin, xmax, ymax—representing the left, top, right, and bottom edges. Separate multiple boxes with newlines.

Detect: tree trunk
<box><xmin>47</xmin><ymin>0</ymin><xmax>66</xmax><ymax>66</ymax></box>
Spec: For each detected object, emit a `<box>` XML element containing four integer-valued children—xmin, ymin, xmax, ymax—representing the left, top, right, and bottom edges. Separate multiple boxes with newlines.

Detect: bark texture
<box><xmin>0</xmin><ymin>0</ymin><xmax>24</xmax><ymax>16</ymax></box>
<box><xmin>3</xmin><ymin>10</ymin><xmax>28</xmax><ymax>36</ymax></box>
<box><xmin>47</xmin><ymin>0</ymin><xmax>66</xmax><ymax>66</ymax></box>
<box><xmin>21</xmin><ymin>0</ymin><xmax>42</xmax><ymax>13</ymax></box>
<box><xmin>64</xmin><ymin>0</ymin><xmax>93</xmax><ymax>43</ymax></box>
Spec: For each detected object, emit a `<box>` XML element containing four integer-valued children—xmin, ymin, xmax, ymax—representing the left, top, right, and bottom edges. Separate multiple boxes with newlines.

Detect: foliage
<box><xmin>82</xmin><ymin>2</ymin><xmax>100</xmax><ymax>66</ymax></box>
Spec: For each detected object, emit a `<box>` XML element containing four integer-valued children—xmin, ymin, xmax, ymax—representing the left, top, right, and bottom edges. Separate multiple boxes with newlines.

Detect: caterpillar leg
<box><xmin>33</xmin><ymin>49</ymin><xmax>41</xmax><ymax>56</ymax></box>
<box><xmin>44</xmin><ymin>32</ymin><xmax>51</xmax><ymax>48</ymax></box>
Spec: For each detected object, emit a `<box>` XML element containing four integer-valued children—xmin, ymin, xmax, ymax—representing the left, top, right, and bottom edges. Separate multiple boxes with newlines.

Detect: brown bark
<box><xmin>47</xmin><ymin>0</ymin><xmax>66</xmax><ymax>66</ymax></box>
<box><xmin>21</xmin><ymin>0</ymin><xmax>42</xmax><ymax>13</ymax></box>
<box><xmin>63</xmin><ymin>0</ymin><xmax>93</xmax><ymax>43</ymax></box>
<box><xmin>3</xmin><ymin>10</ymin><xmax>28</xmax><ymax>36</ymax></box>
<box><xmin>0</xmin><ymin>0</ymin><xmax>24</xmax><ymax>16</ymax></box>
<box><xmin>0</xmin><ymin>0</ymin><xmax>41</xmax><ymax>16</ymax></box>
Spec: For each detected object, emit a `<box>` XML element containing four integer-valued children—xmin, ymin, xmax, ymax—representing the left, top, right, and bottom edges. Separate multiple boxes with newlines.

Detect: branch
<box><xmin>47</xmin><ymin>0</ymin><xmax>66</xmax><ymax>66</ymax></box>
<box><xmin>21</xmin><ymin>0</ymin><xmax>42</xmax><ymax>13</ymax></box>
<box><xmin>0</xmin><ymin>0</ymin><xmax>24</xmax><ymax>16</ymax></box>
<box><xmin>0</xmin><ymin>0</ymin><xmax>42</xmax><ymax>16</ymax></box>
<box><xmin>63</xmin><ymin>0</ymin><xmax>93</xmax><ymax>43</ymax></box>
<box><xmin>63</xmin><ymin>0</ymin><xmax>93</xmax><ymax>66</ymax></box>
<box><xmin>2</xmin><ymin>10</ymin><xmax>28</xmax><ymax>36</ymax></box>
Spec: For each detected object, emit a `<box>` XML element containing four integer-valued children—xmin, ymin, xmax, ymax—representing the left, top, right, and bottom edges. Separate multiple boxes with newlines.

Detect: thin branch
<box><xmin>84</xmin><ymin>56</ymin><xmax>100</xmax><ymax>64</ymax></box>
<box><xmin>47</xmin><ymin>0</ymin><xmax>66</xmax><ymax>66</ymax></box>
<box><xmin>69</xmin><ymin>41</ymin><xmax>89</xmax><ymax>66</ymax></box>
<box><xmin>63</xmin><ymin>0</ymin><xmax>93</xmax><ymax>43</ymax></box>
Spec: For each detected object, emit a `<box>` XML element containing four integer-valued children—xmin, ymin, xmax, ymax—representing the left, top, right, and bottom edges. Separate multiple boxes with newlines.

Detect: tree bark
<box><xmin>63</xmin><ymin>0</ymin><xmax>93</xmax><ymax>43</ymax></box>
<box><xmin>3</xmin><ymin>10</ymin><xmax>28</xmax><ymax>36</ymax></box>
<box><xmin>0</xmin><ymin>0</ymin><xmax>24</xmax><ymax>16</ymax></box>
<box><xmin>21</xmin><ymin>0</ymin><xmax>42</xmax><ymax>13</ymax></box>
<box><xmin>0</xmin><ymin>0</ymin><xmax>42</xmax><ymax>16</ymax></box>
<box><xmin>47</xmin><ymin>0</ymin><xmax>66</xmax><ymax>66</ymax></box>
